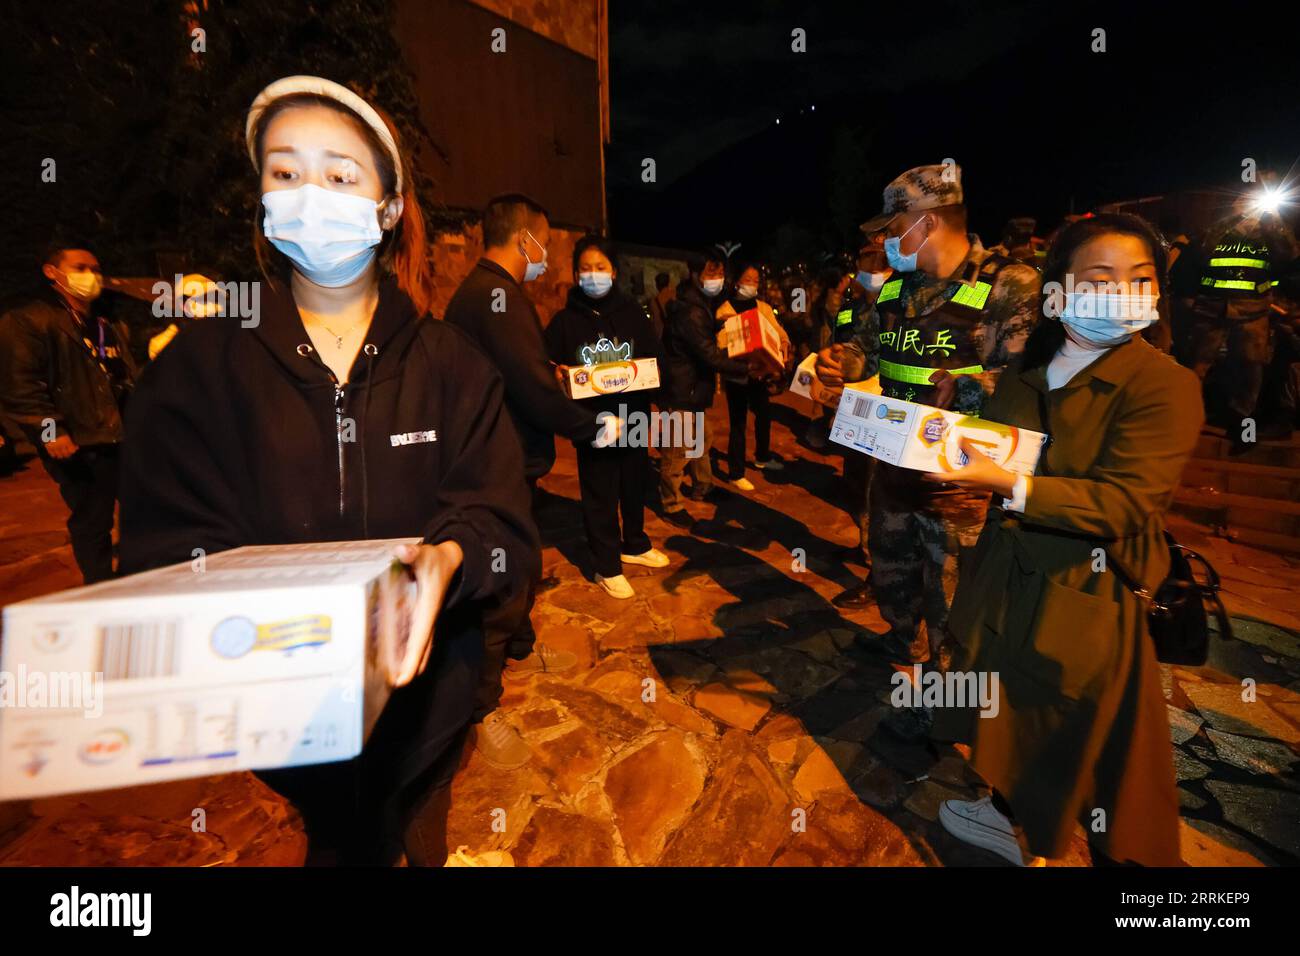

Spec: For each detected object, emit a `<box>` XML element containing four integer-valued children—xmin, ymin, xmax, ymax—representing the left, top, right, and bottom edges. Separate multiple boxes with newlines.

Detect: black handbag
<box><xmin>1035</xmin><ymin>390</ymin><xmax>1229</xmax><ymax>665</ymax></box>
<box><xmin>1102</xmin><ymin>536</ymin><xmax>1230</xmax><ymax>666</ymax></box>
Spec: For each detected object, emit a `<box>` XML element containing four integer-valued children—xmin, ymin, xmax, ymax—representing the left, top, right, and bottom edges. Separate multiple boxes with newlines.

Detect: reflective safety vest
<box><xmin>1199</xmin><ymin>234</ymin><xmax>1274</xmax><ymax>297</ymax></box>
<box><xmin>874</xmin><ymin>254</ymin><xmax>1012</xmax><ymax>406</ymax></box>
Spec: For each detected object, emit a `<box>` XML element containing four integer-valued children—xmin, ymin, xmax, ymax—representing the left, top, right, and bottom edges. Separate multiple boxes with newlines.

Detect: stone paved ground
<box><xmin>1</xmin><ymin>393</ymin><xmax>1298</xmax><ymax>866</ymax></box>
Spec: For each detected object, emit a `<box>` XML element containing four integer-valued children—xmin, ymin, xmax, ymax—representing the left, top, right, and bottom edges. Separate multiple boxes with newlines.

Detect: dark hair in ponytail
<box><xmin>1021</xmin><ymin>212</ymin><xmax>1170</xmax><ymax>370</ymax></box>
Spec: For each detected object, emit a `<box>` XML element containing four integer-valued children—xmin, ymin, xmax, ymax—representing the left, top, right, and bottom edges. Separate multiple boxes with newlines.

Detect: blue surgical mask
<box><xmin>522</xmin><ymin>230</ymin><xmax>548</xmax><ymax>282</ymax></box>
<box><xmin>578</xmin><ymin>271</ymin><xmax>614</xmax><ymax>298</ymax></box>
<box><xmin>701</xmin><ymin>277</ymin><xmax>725</xmax><ymax>297</ymax></box>
<box><xmin>1060</xmin><ymin>291</ymin><xmax>1159</xmax><ymax>346</ymax></box>
<box><xmin>883</xmin><ymin>217</ymin><xmax>929</xmax><ymax>273</ymax></box>
<box><xmin>855</xmin><ymin>270</ymin><xmax>888</xmax><ymax>293</ymax></box>
<box><xmin>262</xmin><ymin>184</ymin><xmax>384</xmax><ymax>288</ymax></box>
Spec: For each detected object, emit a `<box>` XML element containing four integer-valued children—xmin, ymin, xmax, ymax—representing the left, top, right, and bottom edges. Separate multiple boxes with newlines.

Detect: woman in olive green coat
<box><xmin>928</xmin><ymin>214</ymin><xmax>1203</xmax><ymax>866</ymax></box>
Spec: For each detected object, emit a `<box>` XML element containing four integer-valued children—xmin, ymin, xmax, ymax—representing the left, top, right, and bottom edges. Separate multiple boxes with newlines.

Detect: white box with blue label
<box><xmin>0</xmin><ymin>538</ymin><xmax>418</xmax><ymax>799</ymax></box>
<box><xmin>829</xmin><ymin>385</ymin><xmax>1048</xmax><ymax>475</ymax></box>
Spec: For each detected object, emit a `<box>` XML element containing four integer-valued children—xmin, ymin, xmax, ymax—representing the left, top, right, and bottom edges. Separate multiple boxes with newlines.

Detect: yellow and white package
<box><xmin>0</xmin><ymin>539</ymin><xmax>417</xmax><ymax>799</ymax></box>
<box><xmin>829</xmin><ymin>385</ymin><xmax>1048</xmax><ymax>475</ymax></box>
<box><xmin>561</xmin><ymin>357</ymin><xmax>660</xmax><ymax>400</ymax></box>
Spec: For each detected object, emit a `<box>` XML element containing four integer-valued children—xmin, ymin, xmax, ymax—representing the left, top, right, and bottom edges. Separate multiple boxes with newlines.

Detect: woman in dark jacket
<box><xmin>544</xmin><ymin>235</ymin><xmax>669</xmax><ymax>599</ymax></box>
<box><xmin>718</xmin><ymin>262</ymin><xmax>790</xmax><ymax>490</ymax></box>
<box><xmin>927</xmin><ymin>214</ymin><xmax>1203</xmax><ymax>867</ymax></box>
<box><xmin>118</xmin><ymin>76</ymin><xmax>538</xmax><ymax>866</ymax></box>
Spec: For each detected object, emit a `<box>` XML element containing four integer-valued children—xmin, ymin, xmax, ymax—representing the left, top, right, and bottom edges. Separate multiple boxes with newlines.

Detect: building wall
<box><xmin>467</xmin><ymin>0</ymin><xmax>601</xmax><ymax>59</ymax></box>
<box><xmin>399</xmin><ymin>0</ymin><xmax>607</xmax><ymax>325</ymax></box>
<box><xmin>394</xmin><ymin>0</ymin><xmax>604</xmax><ymax>230</ymax></box>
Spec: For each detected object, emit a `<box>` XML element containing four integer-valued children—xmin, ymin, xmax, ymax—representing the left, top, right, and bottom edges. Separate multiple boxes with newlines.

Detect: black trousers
<box><xmin>40</xmin><ymin>443</ymin><xmax>119</xmax><ymax>584</ymax></box>
<box><xmin>472</xmin><ymin>582</ymin><xmax>536</xmax><ymax>722</ymax></box>
<box><xmin>471</xmin><ymin>476</ymin><xmax>546</xmax><ymax>722</ymax></box>
<box><xmin>576</xmin><ymin>442</ymin><xmax>652</xmax><ymax>578</ymax></box>
<box><xmin>257</xmin><ymin>606</ymin><xmax>484</xmax><ymax>865</ymax></box>
<box><xmin>724</xmin><ymin>379</ymin><xmax>771</xmax><ymax>479</ymax></box>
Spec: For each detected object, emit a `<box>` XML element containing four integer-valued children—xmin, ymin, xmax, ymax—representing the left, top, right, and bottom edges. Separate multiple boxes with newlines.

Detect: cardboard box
<box><xmin>0</xmin><ymin>539</ymin><xmax>418</xmax><ymax>799</ymax></box>
<box><xmin>561</xmin><ymin>357</ymin><xmax>660</xmax><ymax>400</ymax></box>
<box><xmin>829</xmin><ymin>386</ymin><xmax>1048</xmax><ymax>475</ymax></box>
<box><xmin>716</xmin><ymin>302</ymin><xmax>785</xmax><ymax>376</ymax></box>
<box><xmin>788</xmin><ymin>355</ymin><xmax>882</xmax><ymax>408</ymax></box>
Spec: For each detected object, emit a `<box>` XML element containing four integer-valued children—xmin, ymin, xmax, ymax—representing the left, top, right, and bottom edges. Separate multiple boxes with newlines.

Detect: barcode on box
<box><xmin>98</xmin><ymin>621</ymin><xmax>180</xmax><ymax>680</ymax></box>
<box><xmin>851</xmin><ymin>395</ymin><xmax>875</xmax><ymax>419</ymax></box>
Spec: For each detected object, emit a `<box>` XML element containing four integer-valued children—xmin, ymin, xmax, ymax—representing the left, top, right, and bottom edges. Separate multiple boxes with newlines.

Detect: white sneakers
<box><xmin>939</xmin><ymin>796</ymin><xmax>1046</xmax><ymax>867</ymax></box>
<box><xmin>620</xmin><ymin>548</ymin><xmax>670</xmax><ymax>568</ymax></box>
<box><xmin>597</xmin><ymin>548</ymin><xmax>671</xmax><ymax>598</ymax></box>
<box><xmin>754</xmin><ymin>458</ymin><xmax>784</xmax><ymax>471</ymax></box>
<box><xmin>596</xmin><ymin>573</ymin><xmax>635</xmax><ymax>599</ymax></box>
<box><xmin>731</xmin><ymin>477</ymin><xmax>756</xmax><ymax>492</ymax></box>
<box><xmin>445</xmin><ymin>845</ymin><xmax>515</xmax><ymax>867</ymax></box>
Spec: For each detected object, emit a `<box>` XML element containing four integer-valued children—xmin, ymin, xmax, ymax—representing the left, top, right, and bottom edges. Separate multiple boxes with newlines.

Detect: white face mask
<box><xmin>700</xmin><ymin>277</ymin><xmax>725</xmax><ymax>296</ymax></box>
<box><xmin>1060</xmin><ymin>291</ymin><xmax>1160</xmax><ymax>346</ymax></box>
<box><xmin>522</xmin><ymin>229</ymin><xmax>548</xmax><ymax>282</ymax></box>
<box><xmin>61</xmin><ymin>270</ymin><xmax>103</xmax><ymax>301</ymax></box>
<box><xmin>736</xmin><ymin>283</ymin><xmax>759</xmax><ymax>300</ymax></box>
<box><xmin>855</xmin><ymin>270</ymin><xmax>888</xmax><ymax>293</ymax></box>
<box><xmin>578</xmin><ymin>271</ymin><xmax>614</xmax><ymax>298</ymax></box>
<box><xmin>262</xmin><ymin>183</ymin><xmax>385</xmax><ymax>287</ymax></box>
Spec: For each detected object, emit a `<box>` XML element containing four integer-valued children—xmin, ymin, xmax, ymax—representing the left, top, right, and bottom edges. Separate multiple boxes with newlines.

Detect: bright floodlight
<box><xmin>1255</xmin><ymin>188</ymin><xmax>1285</xmax><ymax>215</ymax></box>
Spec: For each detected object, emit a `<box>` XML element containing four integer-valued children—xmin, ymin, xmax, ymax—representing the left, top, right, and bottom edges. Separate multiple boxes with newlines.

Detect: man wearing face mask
<box><xmin>836</xmin><ymin>232</ymin><xmax>893</xmax><ymax>568</ymax></box>
<box><xmin>853</xmin><ymin>233</ymin><xmax>892</xmax><ymax>307</ymax></box>
<box><xmin>446</xmin><ymin>195</ymin><xmax>608</xmax><ymax>479</ymax></box>
<box><xmin>445</xmin><ymin>194</ymin><xmax>609</xmax><ymax>769</ymax></box>
<box><xmin>815</xmin><ymin>164</ymin><xmax>1041</xmax><ymax>701</ymax></box>
<box><xmin>0</xmin><ymin>245</ymin><xmax>138</xmax><ymax>582</ymax></box>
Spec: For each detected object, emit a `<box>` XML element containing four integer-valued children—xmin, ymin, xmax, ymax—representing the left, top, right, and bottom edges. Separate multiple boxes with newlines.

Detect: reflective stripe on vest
<box><xmin>1200</xmin><ymin>277</ymin><xmax>1263</xmax><ymax>291</ymax></box>
<box><xmin>950</xmin><ymin>281</ymin><xmax>993</xmax><ymax>309</ymax></box>
<box><xmin>836</xmin><ymin>308</ymin><xmax>854</xmax><ymax>327</ymax></box>
<box><xmin>877</xmin><ymin>279</ymin><xmax>903</xmax><ymax>303</ymax></box>
<box><xmin>1209</xmin><ymin>256</ymin><xmax>1269</xmax><ymax>269</ymax></box>
<box><xmin>879</xmin><ymin>359</ymin><xmax>984</xmax><ymax>384</ymax></box>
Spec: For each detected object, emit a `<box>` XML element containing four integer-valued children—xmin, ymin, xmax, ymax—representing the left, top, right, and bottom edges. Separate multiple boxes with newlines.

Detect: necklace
<box><xmin>301</xmin><ymin>286</ymin><xmax>379</xmax><ymax>349</ymax></box>
<box><xmin>316</xmin><ymin>318</ymin><xmax>367</xmax><ymax>349</ymax></box>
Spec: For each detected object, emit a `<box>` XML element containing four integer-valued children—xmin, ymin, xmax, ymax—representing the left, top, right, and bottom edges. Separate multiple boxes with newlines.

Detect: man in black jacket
<box><xmin>659</xmin><ymin>248</ymin><xmax>751</xmax><ymax>525</ymax></box>
<box><xmin>0</xmin><ymin>246</ymin><xmax>137</xmax><ymax>582</ymax></box>
<box><xmin>445</xmin><ymin>195</ymin><xmax>608</xmax><ymax>480</ymax></box>
<box><xmin>445</xmin><ymin>194</ymin><xmax>615</xmax><ymax>769</ymax></box>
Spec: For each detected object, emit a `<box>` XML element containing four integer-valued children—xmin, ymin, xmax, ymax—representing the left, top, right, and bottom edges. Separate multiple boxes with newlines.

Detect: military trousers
<box><xmin>867</xmin><ymin>463</ymin><xmax>988</xmax><ymax>653</ymax></box>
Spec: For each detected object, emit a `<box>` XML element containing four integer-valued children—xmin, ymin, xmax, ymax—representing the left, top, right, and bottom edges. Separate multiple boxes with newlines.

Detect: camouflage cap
<box><xmin>860</xmin><ymin>163</ymin><xmax>964</xmax><ymax>233</ymax></box>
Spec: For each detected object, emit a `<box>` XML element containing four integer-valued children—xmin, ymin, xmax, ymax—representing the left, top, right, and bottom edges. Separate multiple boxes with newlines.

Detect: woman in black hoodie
<box><xmin>118</xmin><ymin>76</ymin><xmax>538</xmax><ymax>866</ymax></box>
<box><xmin>544</xmin><ymin>236</ymin><xmax>669</xmax><ymax>599</ymax></box>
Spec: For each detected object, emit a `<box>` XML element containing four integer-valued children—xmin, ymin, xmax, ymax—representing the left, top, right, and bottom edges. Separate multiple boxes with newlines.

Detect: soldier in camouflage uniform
<box><xmin>816</xmin><ymin>164</ymin><xmax>1041</xmax><ymax>685</ymax></box>
<box><xmin>1171</xmin><ymin>195</ymin><xmax>1297</xmax><ymax>446</ymax></box>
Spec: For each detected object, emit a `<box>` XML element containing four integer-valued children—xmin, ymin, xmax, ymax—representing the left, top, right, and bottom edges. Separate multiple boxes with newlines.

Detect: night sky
<box><xmin>606</xmin><ymin>0</ymin><xmax>1300</xmax><ymax>260</ymax></box>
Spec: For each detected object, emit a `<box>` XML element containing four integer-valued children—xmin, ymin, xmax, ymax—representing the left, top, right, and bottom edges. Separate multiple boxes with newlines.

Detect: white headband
<box><xmin>245</xmin><ymin>75</ymin><xmax>403</xmax><ymax>193</ymax></box>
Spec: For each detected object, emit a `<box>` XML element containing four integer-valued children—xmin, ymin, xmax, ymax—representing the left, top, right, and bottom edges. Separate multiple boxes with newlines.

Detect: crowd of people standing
<box><xmin>0</xmin><ymin>74</ymin><xmax>1296</xmax><ymax>869</ymax></box>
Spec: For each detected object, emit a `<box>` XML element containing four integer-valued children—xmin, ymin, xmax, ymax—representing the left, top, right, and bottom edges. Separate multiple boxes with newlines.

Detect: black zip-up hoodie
<box><xmin>118</xmin><ymin>276</ymin><xmax>539</xmax><ymax>613</ymax></box>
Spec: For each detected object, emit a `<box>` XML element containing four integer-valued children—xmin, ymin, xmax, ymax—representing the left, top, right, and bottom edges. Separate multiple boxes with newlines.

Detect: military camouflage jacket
<box><xmin>840</xmin><ymin>236</ymin><xmax>1041</xmax><ymax>413</ymax></box>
